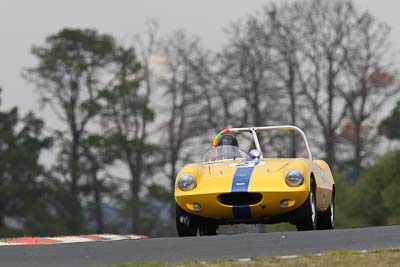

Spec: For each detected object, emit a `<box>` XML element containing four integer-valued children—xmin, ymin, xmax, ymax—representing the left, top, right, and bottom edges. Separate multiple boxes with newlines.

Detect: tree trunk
<box><xmin>326</xmin><ymin>57</ymin><xmax>336</xmax><ymax>166</ymax></box>
<box><xmin>325</xmin><ymin>129</ymin><xmax>336</xmax><ymax>165</ymax></box>
<box><xmin>70</xmin><ymin>130</ymin><xmax>80</xmax><ymax>193</ymax></box>
<box><xmin>130</xmin><ymin>186</ymin><xmax>140</xmax><ymax>234</ymax></box>
<box><xmin>0</xmin><ymin>205</ymin><xmax>5</xmax><ymax>229</ymax></box>
<box><xmin>127</xmin><ymin>153</ymin><xmax>141</xmax><ymax>234</ymax></box>
<box><xmin>353</xmin><ymin>120</ymin><xmax>363</xmax><ymax>169</ymax></box>
<box><xmin>169</xmin><ymin>155</ymin><xmax>177</xmax><ymax>230</ymax></box>
<box><xmin>92</xmin><ymin>169</ymin><xmax>104</xmax><ymax>234</ymax></box>
<box><xmin>134</xmin><ymin>146</ymin><xmax>145</xmax><ymax>234</ymax></box>
<box><xmin>288</xmin><ymin>67</ymin><xmax>297</xmax><ymax>158</ymax></box>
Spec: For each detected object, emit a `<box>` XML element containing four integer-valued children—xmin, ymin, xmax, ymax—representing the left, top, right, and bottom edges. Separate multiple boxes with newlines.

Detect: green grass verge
<box><xmin>99</xmin><ymin>248</ymin><xmax>400</xmax><ymax>267</ymax></box>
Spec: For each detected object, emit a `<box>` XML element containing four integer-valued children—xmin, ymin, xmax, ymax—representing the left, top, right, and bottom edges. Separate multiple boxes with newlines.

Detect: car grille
<box><xmin>218</xmin><ymin>193</ymin><xmax>263</xmax><ymax>206</ymax></box>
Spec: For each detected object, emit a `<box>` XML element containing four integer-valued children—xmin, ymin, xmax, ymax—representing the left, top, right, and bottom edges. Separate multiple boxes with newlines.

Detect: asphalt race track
<box><xmin>1</xmin><ymin>226</ymin><xmax>399</xmax><ymax>267</ymax></box>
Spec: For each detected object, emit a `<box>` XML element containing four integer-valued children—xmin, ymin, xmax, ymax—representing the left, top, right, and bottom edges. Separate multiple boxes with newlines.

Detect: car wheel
<box><xmin>198</xmin><ymin>221</ymin><xmax>219</xmax><ymax>236</ymax></box>
<box><xmin>295</xmin><ymin>179</ymin><xmax>317</xmax><ymax>231</ymax></box>
<box><xmin>176</xmin><ymin>203</ymin><xmax>198</xmax><ymax>237</ymax></box>
<box><xmin>317</xmin><ymin>193</ymin><xmax>335</xmax><ymax>230</ymax></box>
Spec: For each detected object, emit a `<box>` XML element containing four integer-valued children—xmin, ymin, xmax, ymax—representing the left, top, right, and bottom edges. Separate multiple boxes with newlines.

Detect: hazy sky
<box><xmin>0</xmin><ymin>0</ymin><xmax>399</xmax><ymax>123</ymax></box>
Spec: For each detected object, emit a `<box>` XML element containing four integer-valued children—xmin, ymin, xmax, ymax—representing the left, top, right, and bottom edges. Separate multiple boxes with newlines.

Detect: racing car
<box><xmin>174</xmin><ymin>125</ymin><xmax>335</xmax><ymax>236</ymax></box>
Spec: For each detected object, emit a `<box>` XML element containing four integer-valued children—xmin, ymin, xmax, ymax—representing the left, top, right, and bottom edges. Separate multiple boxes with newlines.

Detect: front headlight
<box><xmin>178</xmin><ymin>173</ymin><xmax>196</xmax><ymax>191</ymax></box>
<box><xmin>285</xmin><ymin>169</ymin><xmax>304</xmax><ymax>187</ymax></box>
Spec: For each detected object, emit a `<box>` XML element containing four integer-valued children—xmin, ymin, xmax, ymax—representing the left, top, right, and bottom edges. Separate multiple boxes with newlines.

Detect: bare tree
<box><xmin>294</xmin><ymin>0</ymin><xmax>357</xmax><ymax>165</ymax></box>
<box><xmin>157</xmin><ymin>31</ymin><xmax>209</xmax><ymax>220</ymax></box>
<box><xmin>220</xmin><ymin>18</ymin><xmax>283</xmax><ymax>129</ymax></box>
<box><xmin>262</xmin><ymin>4</ymin><xmax>306</xmax><ymax>157</ymax></box>
<box><xmin>135</xmin><ymin>19</ymin><xmax>159</xmax><ymax>134</ymax></box>
<box><xmin>340</xmin><ymin>10</ymin><xmax>399</xmax><ymax>168</ymax></box>
<box><xmin>181</xmin><ymin>49</ymin><xmax>230</xmax><ymax>130</ymax></box>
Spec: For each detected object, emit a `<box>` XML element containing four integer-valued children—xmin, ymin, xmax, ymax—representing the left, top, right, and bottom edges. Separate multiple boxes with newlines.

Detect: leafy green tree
<box><xmin>0</xmin><ymin>89</ymin><xmax>55</xmax><ymax>236</ymax></box>
<box><xmin>25</xmin><ymin>28</ymin><xmax>118</xmax><ymax>233</ymax></box>
<box><xmin>80</xmin><ymin>134</ymin><xmax>119</xmax><ymax>234</ymax></box>
<box><xmin>332</xmin><ymin>170</ymin><xmax>364</xmax><ymax>228</ymax></box>
<box><xmin>351</xmin><ymin>151</ymin><xmax>400</xmax><ymax>226</ymax></box>
<box><xmin>139</xmin><ymin>184</ymin><xmax>174</xmax><ymax>236</ymax></box>
<box><xmin>99</xmin><ymin>46</ymin><xmax>154</xmax><ymax>233</ymax></box>
<box><xmin>379</xmin><ymin>100</ymin><xmax>400</xmax><ymax>140</ymax></box>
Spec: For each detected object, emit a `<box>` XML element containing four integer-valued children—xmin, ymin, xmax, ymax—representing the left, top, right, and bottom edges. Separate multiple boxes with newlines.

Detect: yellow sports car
<box><xmin>174</xmin><ymin>125</ymin><xmax>335</xmax><ymax>236</ymax></box>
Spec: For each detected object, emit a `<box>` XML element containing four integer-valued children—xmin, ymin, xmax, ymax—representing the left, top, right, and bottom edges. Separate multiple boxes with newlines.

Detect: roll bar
<box><xmin>212</xmin><ymin>125</ymin><xmax>313</xmax><ymax>160</ymax></box>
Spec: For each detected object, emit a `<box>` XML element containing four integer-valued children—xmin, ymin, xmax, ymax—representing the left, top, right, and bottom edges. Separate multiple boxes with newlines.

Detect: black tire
<box><xmin>176</xmin><ymin>203</ymin><xmax>198</xmax><ymax>237</ymax></box>
<box><xmin>295</xmin><ymin>179</ymin><xmax>317</xmax><ymax>231</ymax></box>
<box><xmin>199</xmin><ymin>221</ymin><xmax>219</xmax><ymax>236</ymax></box>
<box><xmin>317</xmin><ymin>193</ymin><xmax>335</xmax><ymax>230</ymax></box>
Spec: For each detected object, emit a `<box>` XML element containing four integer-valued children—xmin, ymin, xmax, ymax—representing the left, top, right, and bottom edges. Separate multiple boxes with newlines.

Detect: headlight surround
<box><xmin>178</xmin><ymin>173</ymin><xmax>196</xmax><ymax>191</ymax></box>
<box><xmin>285</xmin><ymin>169</ymin><xmax>304</xmax><ymax>187</ymax></box>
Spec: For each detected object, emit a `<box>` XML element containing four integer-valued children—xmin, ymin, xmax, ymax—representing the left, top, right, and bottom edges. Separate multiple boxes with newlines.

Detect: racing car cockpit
<box><xmin>202</xmin><ymin>145</ymin><xmax>249</xmax><ymax>162</ymax></box>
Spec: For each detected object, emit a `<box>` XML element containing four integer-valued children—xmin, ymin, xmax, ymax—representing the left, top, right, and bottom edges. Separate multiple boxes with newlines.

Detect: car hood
<box><xmin>175</xmin><ymin>158</ymin><xmax>310</xmax><ymax>195</ymax></box>
<box><xmin>206</xmin><ymin>158</ymin><xmax>289</xmax><ymax>176</ymax></box>
<box><xmin>187</xmin><ymin>158</ymin><xmax>293</xmax><ymax>194</ymax></box>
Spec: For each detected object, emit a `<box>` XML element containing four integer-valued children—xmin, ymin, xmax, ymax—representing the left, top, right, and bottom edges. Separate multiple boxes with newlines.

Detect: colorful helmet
<box><xmin>216</xmin><ymin>134</ymin><xmax>239</xmax><ymax>147</ymax></box>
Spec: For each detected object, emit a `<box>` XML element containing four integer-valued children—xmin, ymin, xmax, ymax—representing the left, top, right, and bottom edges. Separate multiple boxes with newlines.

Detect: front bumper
<box><xmin>175</xmin><ymin>189</ymin><xmax>309</xmax><ymax>222</ymax></box>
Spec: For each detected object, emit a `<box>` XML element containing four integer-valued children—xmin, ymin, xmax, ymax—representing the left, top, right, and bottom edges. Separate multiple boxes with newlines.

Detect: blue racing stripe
<box><xmin>233</xmin><ymin>206</ymin><xmax>251</xmax><ymax>219</ymax></box>
<box><xmin>231</xmin><ymin>166</ymin><xmax>254</xmax><ymax>219</ymax></box>
<box><xmin>231</xmin><ymin>167</ymin><xmax>254</xmax><ymax>192</ymax></box>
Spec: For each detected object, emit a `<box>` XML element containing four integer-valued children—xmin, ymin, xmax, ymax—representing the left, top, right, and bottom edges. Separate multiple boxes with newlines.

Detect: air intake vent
<box><xmin>219</xmin><ymin>193</ymin><xmax>262</xmax><ymax>206</ymax></box>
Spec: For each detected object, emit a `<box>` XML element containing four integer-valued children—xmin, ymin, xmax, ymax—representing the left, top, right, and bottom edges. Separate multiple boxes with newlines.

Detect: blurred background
<box><xmin>0</xmin><ymin>0</ymin><xmax>399</xmax><ymax>237</ymax></box>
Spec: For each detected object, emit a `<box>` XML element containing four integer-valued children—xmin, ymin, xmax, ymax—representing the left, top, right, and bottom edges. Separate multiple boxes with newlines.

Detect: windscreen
<box><xmin>202</xmin><ymin>145</ymin><xmax>249</xmax><ymax>162</ymax></box>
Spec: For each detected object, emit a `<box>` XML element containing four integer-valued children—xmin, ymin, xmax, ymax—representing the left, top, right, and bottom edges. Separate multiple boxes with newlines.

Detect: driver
<box><xmin>216</xmin><ymin>134</ymin><xmax>239</xmax><ymax>147</ymax></box>
<box><xmin>215</xmin><ymin>134</ymin><xmax>240</xmax><ymax>160</ymax></box>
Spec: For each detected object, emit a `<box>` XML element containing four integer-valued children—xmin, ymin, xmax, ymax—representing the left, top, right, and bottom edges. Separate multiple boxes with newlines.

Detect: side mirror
<box><xmin>249</xmin><ymin>149</ymin><xmax>261</xmax><ymax>160</ymax></box>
